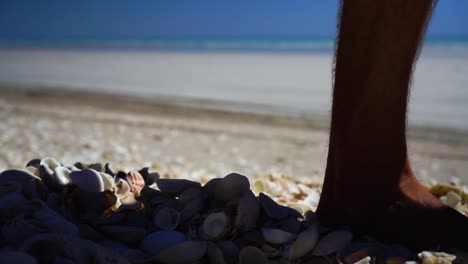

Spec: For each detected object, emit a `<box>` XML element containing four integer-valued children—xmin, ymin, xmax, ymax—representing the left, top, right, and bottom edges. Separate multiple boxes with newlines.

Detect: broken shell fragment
<box><xmin>418</xmin><ymin>251</ymin><xmax>456</xmax><ymax>264</ymax></box>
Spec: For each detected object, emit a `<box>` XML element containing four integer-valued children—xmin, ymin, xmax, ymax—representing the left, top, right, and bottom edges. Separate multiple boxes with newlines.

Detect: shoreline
<box><xmin>2</xmin><ymin>84</ymin><xmax>468</xmax><ymax>143</ymax></box>
<box><xmin>1</xmin><ymin>84</ymin><xmax>467</xmax><ymax>184</ymax></box>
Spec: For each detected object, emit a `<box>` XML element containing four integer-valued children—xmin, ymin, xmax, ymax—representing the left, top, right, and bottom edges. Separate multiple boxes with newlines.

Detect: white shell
<box><xmin>202</xmin><ymin>212</ymin><xmax>228</xmax><ymax>240</ymax></box>
<box><xmin>53</xmin><ymin>166</ymin><xmax>71</xmax><ymax>186</ymax></box>
<box><xmin>289</xmin><ymin>226</ymin><xmax>319</xmax><ymax>259</ymax></box>
<box><xmin>69</xmin><ymin>169</ymin><xmax>104</xmax><ymax>192</ymax></box>
<box><xmin>312</xmin><ymin>230</ymin><xmax>353</xmax><ymax>256</ymax></box>
<box><xmin>40</xmin><ymin>157</ymin><xmax>61</xmax><ymax>175</ymax></box>
<box><xmin>116</xmin><ymin>179</ymin><xmax>131</xmax><ymax>198</ymax></box>
<box><xmin>261</xmin><ymin>227</ymin><xmax>296</xmax><ymax>245</ymax></box>
<box><xmin>99</xmin><ymin>172</ymin><xmax>116</xmax><ymax>192</ymax></box>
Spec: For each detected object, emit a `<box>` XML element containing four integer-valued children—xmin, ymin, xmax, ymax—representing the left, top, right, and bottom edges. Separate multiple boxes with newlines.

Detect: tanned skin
<box><xmin>316</xmin><ymin>0</ymin><xmax>468</xmax><ymax>249</ymax></box>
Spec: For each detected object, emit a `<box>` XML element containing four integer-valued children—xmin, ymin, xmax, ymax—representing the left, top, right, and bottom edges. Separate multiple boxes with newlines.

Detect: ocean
<box><xmin>0</xmin><ymin>38</ymin><xmax>467</xmax><ymax>131</ymax></box>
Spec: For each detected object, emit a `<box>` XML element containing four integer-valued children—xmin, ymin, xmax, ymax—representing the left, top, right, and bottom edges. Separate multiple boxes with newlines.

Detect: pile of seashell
<box><xmin>0</xmin><ymin>157</ymin><xmax>465</xmax><ymax>264</ymax></box>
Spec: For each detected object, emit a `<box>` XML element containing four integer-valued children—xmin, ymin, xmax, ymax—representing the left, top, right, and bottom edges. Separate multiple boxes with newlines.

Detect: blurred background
<box><xmin>0</xmin><ymin>0</ymin><xmax>467</xmax><ymax>186</ymax></box>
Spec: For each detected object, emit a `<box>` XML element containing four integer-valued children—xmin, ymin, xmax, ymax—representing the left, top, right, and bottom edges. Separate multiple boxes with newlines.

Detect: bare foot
<box><xmin>317</xmin><ymin>158</ymin><xmax>468</xmax><ymax>250</ymax></box>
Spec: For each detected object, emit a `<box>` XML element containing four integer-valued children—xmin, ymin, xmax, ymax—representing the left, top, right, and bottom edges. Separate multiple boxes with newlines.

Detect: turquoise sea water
<box><xmin>1</xmin><ymin>37</ymin><xmax>467</xmax><ymax>52</ymax></box>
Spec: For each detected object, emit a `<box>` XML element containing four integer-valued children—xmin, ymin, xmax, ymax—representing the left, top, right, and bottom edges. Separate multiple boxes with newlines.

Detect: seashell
<box><xmin>418</xmin><ymin>251</ymin><xmax>456</xmax><ymax>264</ymax></box>
<box><xmin>354</xmin><ymin>256</ymin><xmax>372</xmax><ymax>264</ymax></box>
<box><xmin>202</xmin><ymin>178</ymin><xmax>222</xmax><ymax>197</ymax></box>
<box><xmin>138</xmin><ymin>167</ymin><xmax>160</xmax><ymax>186</ymax></box>
<box><xmin>445</xmin><ymin>191</ymin><xmax>462</xmax><ymax>208</ymax></box>
<box><xmin>26</xmin><ymin>158</ymin><xmax>41</xmax><ymax>169</ymax></box>
<box><xmin>99</xmin><ymin>239</ymin><xmax>131</xmax><ymax>253</ymax></box>
<box><xmin>118</xmin><ymin>192</ymin><xmax>142</xmax><ymax>211</ymax></box>
<box><xmin>429</xmin><ymin>183</ymin><xmax>467</xmax><ymax>203</ymax></box>
<box><xmin>238</xmin><ymin>246</ymin><xmax>270</xmax><ymax>264</ymax></box>
<box><xmin>77</xmin><ymin>223</ymin><xmax>106</xmax><ymax>241</ymax></box>
<box><xmin>124</xmin><ymin>211</ymin><xmax>150</xmax><ymax>228</ymax></box>
<box><xmin>123</xmin><ymin>249</ymin><xmax>151</xmax><ymax>263</ymax></box>
<box><xmin>115</xmin><ymin>178</ymin><xmax>131</xmax><ymax>199</ymax></box>
<box><xmin>141</xmin><ymin>231</ymin><xmax>186</xmax><ymax>256</ymax></box>
<box><xmin>101</xmin><ymin>225</ymin><xmax>147</xmax><ymax>244</ymax></box>
<box><xmin>99</xmin><ymin>172</ymin><xmax>117</xmax><ymax>192</ymax></box>
<box><xmin>280</xmin><ymin>216</ymin><xmax>302</xmax><ymax>234</ymax></box>
<box><xmin>40</xmin><ymin>157</ymin><xmax>61</xmax><ymax>173</ymax></box>
<box><xmin>261</xmin><ymin>243</ymin><xmax>282</xmax><ymax>259</ymax></box>
<box><xmin>207</xmin><ymin>242</ymin><xmax>227</xmax><ymax>264</ymax></box>
<box><xmin>83</xmin><ymin>240</ymin><xmax>131</xmax><ymax>264</ymax></box>
<box><xmin>2</xmin><ymin>214</ymin><xmax>46</xmax><ymax>245</ymax></box>
<box><xmin>69</xmin><ymin>169</ymin><xmax>105</xmax><ymax>192</ymax></box>
<box><xmin>0</xmin><ymin>169</ymin><xmax>46</xmax><ymax>199</ymax></box>
<box><xmin>259</xmin><ymin>193</ymin><xmax>291</xmax><ymax>220</ymax></box>
<box><xmin>252</xmin><ymin>180</ymin><xmax>267</xmax><ymax>195</ymax></box>
<box><xmin>74</xmin><ymin>162</ymin><xmax>87</xmax><ymax>170</ymax></box>
<box><xmin>53</xmin><ymin>166</ymin><xmax>72</xmax><ymax>186</ymax></box>
<box><xmin>104</xmin><ymin>163</ymin><xmax>116</xmax><ymax>177</ymax></box>
<box><xmin>261</xmin><ymin>227</ymin><xmax>296</xmax><ymax>245</ymax></box>
<box><xmin>154</xmin><ymin>207</ymin><xmax>180</xmax><ymax>231</ymax></box>
<box><xmin>0</xmin><ymin>181</ymin><xmax>27</xmax><ymax>214</ymax></box>
<box><xmin>241</xmin><ymin>230</ymin><xmax>265</xmax><ymax>248</ymax></box>
<box><xmin>202</xmin><ymin>212</ymin><xmax>229</xmax><ymax>240</ymax></box>
<box><xmin>88</xmin><ymin>163</ymin><xmax>103</xmax><ymax>172</ymax></box>
<box><xmin>312</xmin><ymin>229</ymin><xmax>353</xmax><ymax>256</ymax></box>
<box><xmin>179</xmin><ymin>188</ymin><xmax>203</xmax><ymax>206</ymax></box>
<box><xmin>27</xmin><ymin>199</ymin><xmax>79</xmax><ymax>235</ymax></box>
<box><xmin>155</xmin><ymin>241</ymin><xmax>207</xmax><ymax>264</ymax></box>
<box><xmin>0</xmin><ymin>251</ymin><xmax>38</xmax><ymax>264</ymax></box>
<box><xmin>284</xmin><ymin>203</ymin><xmax>310</xmax><ymax>216</ymax></box>
<box><xmin>69</xmin><ymin>189</ymin><xmax>117</xmax><ymax>221</ymax></box>
<box><xmin>19</xmin><ymin>233</ymin><xmax>87</xmax><ymax>264</ymax></box>
<box><xmin>214</xmin><ymin>173</ymin><xmax>250</xmax><ymax>204</ymax></box>
<box><xmin>217</xmin><ymin>240</ymin><xmax>239</xmax><ymax>262</ymax></box>
<box><xmin>25</xmin><ymin>166</ymin><xmax>39</xmax><ymax>177</ymax></box>
<box><xmin>126</xmin><ymin>171</ymin><xmax>145</xmax><ymax>195</ymax></box>
<box><xmin>156</xmin><ymin>178</ymin><xmax>201</xmax><ymax>196</ymax></box>
<box><xmin>288</xmin><ymin>226</ymin><xmax>319</xmax><ymax>260</ymax></box>
<box><xmin>337</xmin><ymin>243</ymin><xmax>379</xmax><ymax>264</ymax></box>
<box><xmin>235</xmin><ymin>190</ymin><xmax>260</xmax><ymax>232</ymax></box>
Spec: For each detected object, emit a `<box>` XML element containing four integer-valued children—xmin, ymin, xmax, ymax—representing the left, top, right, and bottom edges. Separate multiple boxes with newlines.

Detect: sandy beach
<box><xmin>1</xmin><ymin>86</ymin><xmax>467</xmax><ymax>188</ymax></box>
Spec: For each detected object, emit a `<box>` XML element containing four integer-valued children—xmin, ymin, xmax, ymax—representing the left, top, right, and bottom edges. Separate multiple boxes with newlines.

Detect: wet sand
<box><xmin>1</xmin><ymin>85</ymin><xmax>467</xmax><ymax>186</ymax></box>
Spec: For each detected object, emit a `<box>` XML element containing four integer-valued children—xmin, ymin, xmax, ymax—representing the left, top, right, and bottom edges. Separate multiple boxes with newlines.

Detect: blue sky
<box><xmin>0</xmin><ymin>0</ymin><xmax>466</xmax><ymax>39</ymax></box>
